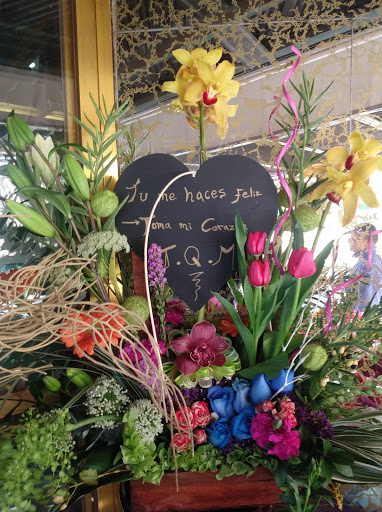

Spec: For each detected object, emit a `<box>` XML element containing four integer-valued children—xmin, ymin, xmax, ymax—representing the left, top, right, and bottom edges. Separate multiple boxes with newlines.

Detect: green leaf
<box><xmin>231</xmin><ymin>461</ymin><xmax>249</xmax><ymax>475</ymax></box>
<box><xmin>243</xmin><ymin>275</ymin><xmax>255</xmax><ymax>332</ymax></box>
<box><xmin>21</xmin><ymin>186</ymin><xmax>73</xmax><ymax>219</ymax></box>
<box><xmin>292</xmin><ymin>214</ymin><xmax>304</xmax><ymax>250</ymax></box>
<box><xmin>103</xmin><ymin>195</ymin><xmax>129</xmax><ymax>231</ymax></box>
<box><xmin>237</xmin><ymin>351</ymin><xmax>289</xmax><ymax>380</ymax></box>
<box><xmin>109</xmin><ymin>250</ymin><xmax>123</xmax><ymax>303</ymax></box>
<box><xmin>227</xmin><ymin>278</ymin><xmax>244</xmax><ymax>306</ymax></box>
<box><xmin>213</xmin><ymin>292</ymin><xmax>255</xmax><ymax>366</ymax></box>
<box><xmin>234</xmin><ymin>210</ymin><xmax>248</xmax><ymax>286</ymax></box>
<box><xmin>333</xmin><ymin>463</ymin><xmax>353</xmax><ymax>477</ymax></box>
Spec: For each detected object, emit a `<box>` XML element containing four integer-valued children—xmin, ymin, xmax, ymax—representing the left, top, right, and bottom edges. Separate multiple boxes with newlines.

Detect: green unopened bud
<box><xmin>6</xmin><ymin>111</ymin><xmax>35</xmax><ymax>151</ymax></box>
<box><xmin>301</xmin><ymin>345</ymin><xmax>328</xmax><ymax>371</ymax></box>
<box><xmin>63</xmin><ymin>154</ymin><xmax>90</xmax><ymax>201</ymax></box>
<box><xmin>52</xmin><ymin>495</ymin><xmax>65</xmax><ymax>505</ymax></box>
<box><xmin>122</xmin><ymin>295</ymin><xmax>150</xmax><ymax>324</ymax></box>
<box><xmin>273</xmin><ymin>419</ymin><xmax>282</xmax><ymax>430</ymax></box>
<box><xmin>66</xmin><ymin>368</ymin><xmax>93</xmax><ymax>388</ymax></box>
<box><xmin>6</xmin><ymin>200</ymin><xmax>56</xmax><ymax>238</ymax></box>
<box><xmin>338</xmin><ymin>346</ymin><xmax>346</xmax><ymax>355</ymax></box>
<box><xmin>319</xmin><ymin>377</ymin><xmax>329</xmax><ymax>387</ymax></box>
<box><xmin>7</xmin><ymin>164</ymin><xmax>34</xmax><ymax>197</ymax></box>
<box><xmin>91</xmin><ymin>190</ymin><xmax>119</xmax><ymax>217</ymax></box>
<box><xmin>43</xmin><ymin>376</ymin><xmax>61</xmax><ymax>392</ymax></box>
<box><xmin>331</xmin><ymin>349</ymin><xmax>337</xmax><ymax>356</ymax></box>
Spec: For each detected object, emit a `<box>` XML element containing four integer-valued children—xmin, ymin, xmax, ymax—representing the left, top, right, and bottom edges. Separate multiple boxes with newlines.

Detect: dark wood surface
<box><xmin>127</xmin><ymin>468</ymin><xmax>282</xmax><ymax>512</ymax></box>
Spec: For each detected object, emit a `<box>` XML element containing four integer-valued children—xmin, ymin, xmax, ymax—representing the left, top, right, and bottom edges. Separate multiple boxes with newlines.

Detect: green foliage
<box><xmin>0</xmin><ymin>408</ymin><xmax>75</xmax><ymax>512</ymax></box>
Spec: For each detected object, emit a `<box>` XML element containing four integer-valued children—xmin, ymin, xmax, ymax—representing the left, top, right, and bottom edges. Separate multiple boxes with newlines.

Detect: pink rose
<box><xmin>250</xmin><ymin>413</ymin><xmax>274</xmax><ymax>448</ymax></box>
<box><xmin>194</xmin><ymin>428</ymin><xmax>207</xmax><ymax>444</ymax></box>
<box><xmin>191</xmin><ymin>401</ymin><xmax>211</xmax><ymax>427</ymax></box>
<box><xmin>175</xmin><ymin>406</ymin><xmax>197</xmax><ymax>431</ymax></box>
<box><xmin>173</xmin><ymin>432</ymin><xmax>191</xmax><ymax>452</ymax></box>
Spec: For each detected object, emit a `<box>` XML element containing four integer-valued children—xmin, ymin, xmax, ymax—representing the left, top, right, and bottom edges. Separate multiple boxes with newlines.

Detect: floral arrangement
<box><xmin>0</xmin><ymin>46</ymin><xmax>382</xmax><ymax>512</ymax></box>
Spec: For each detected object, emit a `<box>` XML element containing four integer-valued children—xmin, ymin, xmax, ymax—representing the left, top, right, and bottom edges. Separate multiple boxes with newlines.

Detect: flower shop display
<box><xmin>1</xmin><ymin>45</ymin><xmax>382</xmax><ymax>512</ymax></box>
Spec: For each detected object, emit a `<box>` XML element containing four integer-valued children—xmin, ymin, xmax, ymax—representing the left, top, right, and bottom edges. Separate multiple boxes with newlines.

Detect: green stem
<box><xmin>199</xmin><ymin>102</ymin><xmax>207</xmax><ymax>164</ymax></box>
<box><xmin>291</xmin><ymin>278</ymin><xmax>302</xmax><ymax>323</ymax></box>
<box><xmin>196</xmin><ymin>101</ymin><xmax>208</xmax><ymax>323</ymax></box>
<box><xmin>66</xmin><ymin>415</ymin><xmax>122</xmax><ymax>432</ymax></box>
<box><xmin>86</xmin><ymin>200</ymin><xmax>98</xmax><ymax>232</ymax></box>
<box><xmin>253</xmin><ymin>286</ymin><xmax>262</xmax><ymax>358</ymax></box>
<box><xmin>197</xmin><ymin>306</ymin><xmax>205</xmax><ymax>323</ymax></box>
<box><xmin>283</xmin><ymin>231</ymin><xmax>295</xmax><ymax>269</ymax></box>
<box><xmin>312</xmin><ymin>201</ymin><xmax>331</xmax><ymax>254</ymax></box>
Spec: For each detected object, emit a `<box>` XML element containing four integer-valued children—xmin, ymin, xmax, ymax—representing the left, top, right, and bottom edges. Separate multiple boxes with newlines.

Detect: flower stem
<box><xmin>196</xmin><ymin>101</ymin><xmax>208</xmax><ymax>323</ymax></box>
<box><xmin>66</xmin><ymin>415</ymin><xmax>122</xmax><ymax>432</ymax></box>
<box><xmin>199</xmin><ymin>102</ymin><xmax>207</xmax><ymax>164</ymax></box>
<box><xmin>312</xmin><ymin>200</ymin><xmax>331</xmax><ymax>254</ymax></box>
<box><xmin>86</xmin><ymin>200</ymin><xmax>98</xmax><ymax>232</ymax></box>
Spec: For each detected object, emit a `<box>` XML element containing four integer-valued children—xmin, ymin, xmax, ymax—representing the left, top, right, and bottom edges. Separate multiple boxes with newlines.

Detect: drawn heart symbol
<box><xmin>114</xmin><ymin>154</ymin><xmax>278</xmax><ymax>310</ymax></box>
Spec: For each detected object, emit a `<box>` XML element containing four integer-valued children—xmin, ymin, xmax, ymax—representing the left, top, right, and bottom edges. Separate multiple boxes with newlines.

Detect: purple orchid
<box><xmin>170</xmin><ymin>321</ymin><xmax>229</xmax><ymax>376</ymax></box>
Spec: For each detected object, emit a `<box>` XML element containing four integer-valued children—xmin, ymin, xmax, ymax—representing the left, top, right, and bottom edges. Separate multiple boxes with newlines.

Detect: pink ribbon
<box><xmin>325</xmin><ymin>229</ymin><xmax>382</xmax><ymax>335</ymax></box>
<box><xmin>268</xmin><ymin>45</ymin><xmax>301</xmax><ymax>274</ymax></box>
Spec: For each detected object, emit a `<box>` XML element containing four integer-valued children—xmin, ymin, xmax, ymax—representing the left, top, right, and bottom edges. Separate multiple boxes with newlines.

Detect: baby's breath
<box><xmin>85</xmin><ymin>377</ymin><xmax>130</xmax><ymax>429</ymax></box>
<box><xmin>129</xmin><ymin>399</ymin><xmax>163</xmax><ymax>444</ymax></box>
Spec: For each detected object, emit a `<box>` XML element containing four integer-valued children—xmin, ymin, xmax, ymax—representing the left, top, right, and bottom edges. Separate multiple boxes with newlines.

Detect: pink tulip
<box><xmin>247</xmin><ymin>232</ymin><xmax>267</xmax><ymax>255</ymax></box>
<box><xmin>287</xmin><ymin>248</ymin><xmax>316</xmax><ymax>278</ymax></box>
<box><xmin>248</xmin><ymin>260</ymin><xmax>271</xmax><ymax>287</ymax></box>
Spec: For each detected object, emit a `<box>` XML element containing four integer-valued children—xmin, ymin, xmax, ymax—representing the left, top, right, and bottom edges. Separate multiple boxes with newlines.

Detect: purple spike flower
<box><xmin>148</xmin><ymin>243</ymin><xmax>167</xmax><ymax>290</ymax></box>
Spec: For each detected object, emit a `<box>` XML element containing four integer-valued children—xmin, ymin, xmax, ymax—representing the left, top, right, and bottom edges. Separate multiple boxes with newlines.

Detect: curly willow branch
<box><xmin>0</xmin><ymin>252</ymin><xmax>193</xmax><ymax>471</ymax></box>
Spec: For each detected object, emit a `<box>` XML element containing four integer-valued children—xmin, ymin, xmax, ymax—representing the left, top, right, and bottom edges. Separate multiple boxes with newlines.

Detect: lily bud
<box><xmin>6</xmin><ymin>111</ymin><xmax>35</xmax><ymax>151</ymax></box>
<box><xmin>43</xmin><ymin>376</ymin><xmax>61</xmax><ymax>392</ymax></box>
<box><xmin>31</xmin><ymin>134</ymin><xmax>58</xmax><ymax>186</ymax></box>
<box><xmin>248</xmin><ymin>259</ymin><xmax>271</xmax><ymax>287</ymax></box>
<box><xmin>247</xmin><ymin>232</ymin><xmax>267</xmax><ymax>255</ymax></box>
<box><xmin>6</xmin><ymin>200</ymin><xmax>56</xmax><ymax>238</ymax></box>
<box><xmin>287</xmin><ymin>247</ymin><xmax>316</xmax><ymax>278</ymax></box>
<box><xmin>66</xmin><ymin>368</ymin><xmax>93</xmax><ymax>388</ymax></box>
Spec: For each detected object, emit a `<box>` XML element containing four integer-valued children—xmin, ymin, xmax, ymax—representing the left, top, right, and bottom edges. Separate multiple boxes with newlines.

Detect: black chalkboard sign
<box><xmin>114</xmin><ymin>154</ymin><xmax>278</xmax><ymax>310</ymax></box>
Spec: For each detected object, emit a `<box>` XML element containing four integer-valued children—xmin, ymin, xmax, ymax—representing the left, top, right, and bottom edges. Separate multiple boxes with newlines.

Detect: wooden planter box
<box><xmin>123</xmin><ymin>468</ymin><xmax>282</xmax><ymax>512</ymax></box>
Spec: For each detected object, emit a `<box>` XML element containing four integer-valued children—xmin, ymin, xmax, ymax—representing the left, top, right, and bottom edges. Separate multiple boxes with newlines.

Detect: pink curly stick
<box><xmin>268</xmin><ymin>45</ymin><xmax>301</xmax><ymax>274</ymax></box>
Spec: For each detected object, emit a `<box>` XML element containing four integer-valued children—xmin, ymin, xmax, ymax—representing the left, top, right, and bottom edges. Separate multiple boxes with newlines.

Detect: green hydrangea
<box><xmin>120</xmin><ymin>400</ymin><xmax>164</xmax><ymax>485</ymax></box>
<box><xmin>0</xmin><ymin>408</ymin><xmax>75</xmax><ymax>512</ymax></box>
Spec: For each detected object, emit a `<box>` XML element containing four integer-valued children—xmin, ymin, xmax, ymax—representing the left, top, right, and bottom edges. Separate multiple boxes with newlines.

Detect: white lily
<box><xmin>31</xmin><ymin>134</ymin><xmax>59</xmax><ymax>186</ymax></box>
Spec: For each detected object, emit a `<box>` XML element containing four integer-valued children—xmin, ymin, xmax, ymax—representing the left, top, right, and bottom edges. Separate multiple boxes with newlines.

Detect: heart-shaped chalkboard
<box><xmin>114</xmin><ymin>154</ymin><xmax>278</xmax><ymax>310</ymax></box>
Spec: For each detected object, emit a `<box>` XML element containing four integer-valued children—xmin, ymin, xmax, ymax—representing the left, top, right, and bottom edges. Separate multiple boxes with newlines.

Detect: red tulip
<box><xmin>287</xmin><ymin>248</ymin><xmax>317</xmax><ymax>278</ymax></box>
<box><xmin>248</xmin><ymin>260</ymin><xmax>271</xmax><ymax>287</ymax></box>
<box><xmin>247</xmin><ymin>232</ymin><xmax>267</xmax><ymax>255</ymax></box>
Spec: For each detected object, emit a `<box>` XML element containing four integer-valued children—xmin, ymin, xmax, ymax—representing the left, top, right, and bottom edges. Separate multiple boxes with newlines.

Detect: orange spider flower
<box><xmin>217</xmin><ymin>307</ymin><xmax>249</xmax><ymax>338</ymax></box>
<box><xmin>60</xmin><ymin>304</ymin><xmax>125</xmax><ymax>358</ymax></box>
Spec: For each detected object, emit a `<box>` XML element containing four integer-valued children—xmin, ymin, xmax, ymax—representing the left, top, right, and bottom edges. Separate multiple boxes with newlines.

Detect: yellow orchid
<box><xmin>310</xmin><ymin>156</ymin><xmax>382</xmax><ymax>226</ymax></box>
<box><xmin>162</xmin><ymin>47</ymin><xmax>240</xmax><ymax>138</ymax></box>
<box><xmin>305</xmin><ymin>131</ymin><xmax>382</xmax><ymax>178</ymax></box>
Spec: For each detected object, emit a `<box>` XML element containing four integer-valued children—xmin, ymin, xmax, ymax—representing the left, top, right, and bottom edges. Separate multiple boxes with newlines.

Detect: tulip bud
<box><xmin>248</xmin><ymin>259</ymin><xmax>271</xmax><ymax>287</ymax></box>
<box><xmin>6</xmin><ymin>200</ymin><xmax>56</xmax><ymax>238</ymax></box>
<box><xmin>66</xmin><ymin>368</ymin><xmax>93</xmax><ymax>388</ymax></box>
<box><xmin>43</xmin><ymin>376</ymin><xmax>61</xmax><ymax>392</ymax></box>
<box><xmin>247</xmin><ymin>232</ymin><xmax>267</xmax><ymax>255</ymax></box>
<box><xmin>6</xmin><ymin>111</ymin><xmax>35</xmax><ymax>151</ymax></box>
<box><xmin>287</xmin><ymin>247</ymin><xmax>317</xmax><ymax>278</ymax></box>
<box><xmin>30</xmin><ymin>134</ymin><xmax>58</xmax><ymax>186</ymax></box>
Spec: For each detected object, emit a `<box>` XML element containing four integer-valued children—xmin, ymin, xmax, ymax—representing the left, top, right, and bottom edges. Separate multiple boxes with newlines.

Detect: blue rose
<box><xmin>250</xmin><ymin>373</ymin><xmax>272</xmax><ymax>404</ymax></box>
<box><xmin>207</xmin><ymin>386</ymin><xmax>235</xmax><ymax>420</ymax></box>
<box><xmin>229</xmin><ymin>406</ymin><xmax>256</xmax><ymax>440</ymax></box>
<box><xmin>270</xmin><ymin>369</ymin><xmax>294</xmax><ymax>393</ymax></box>
<box><xmin>232</xmin><ymin>377</ymin><xmax>252</xmax><ymax>413</ymax></box>
<box><xmin>207</xmin><ymin>418</ymin><xmax>231</xmax><ymax>448</ymax></box>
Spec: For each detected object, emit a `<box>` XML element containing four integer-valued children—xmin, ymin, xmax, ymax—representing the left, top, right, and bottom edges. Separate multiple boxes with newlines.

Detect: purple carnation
<box><xmin>148</xmin><ymin>243</ymin><xmax>167</xmax><ymax>290</ymax></box>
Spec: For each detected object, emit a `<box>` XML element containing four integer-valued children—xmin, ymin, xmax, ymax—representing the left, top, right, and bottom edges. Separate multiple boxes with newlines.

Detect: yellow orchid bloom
<box><xmin>310</xmin><ymin>156</ymin><xmax>382</xmax><ymax>226</ymax></box>
<box><xmin>305</xmin><ymin>131</ymin><xmax>382</xmax><ymax>178</ymax></box>
<box><xmin>161</xmin><ymin>47</ymin><xmax>240</xmax><ymax>138</ymax></box>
